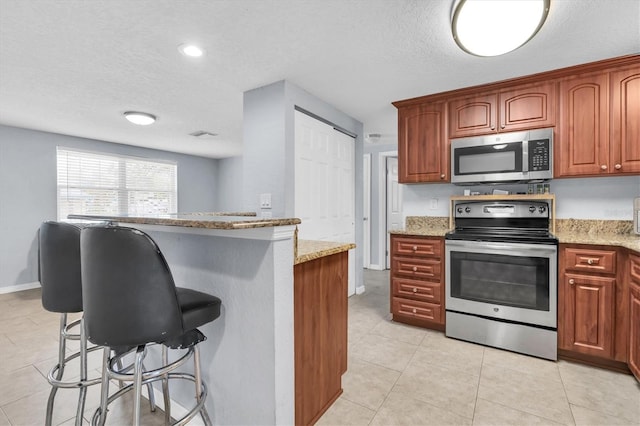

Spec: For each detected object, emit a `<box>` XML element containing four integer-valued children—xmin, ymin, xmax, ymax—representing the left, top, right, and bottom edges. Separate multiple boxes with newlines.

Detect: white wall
<box><xmin>0</xmin><ymin>125</ymin><xmax>219</xmax><ymax>290</ymax></box>
<box><xmin>401</xmin><ymin>176</ymin><xmax>640</xmax><ymax>220</ymax></box>
<box><xmin>216</xmin><ymin>156</ymin><xmax>244</xmax><ymax>211</ymax></box>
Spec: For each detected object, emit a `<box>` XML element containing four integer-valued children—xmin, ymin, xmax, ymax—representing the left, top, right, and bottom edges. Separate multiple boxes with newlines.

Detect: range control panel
<box><xmin>454</xmin><ymin>201</ymin><xmax>550</xmax><ymax>218</ymax></box>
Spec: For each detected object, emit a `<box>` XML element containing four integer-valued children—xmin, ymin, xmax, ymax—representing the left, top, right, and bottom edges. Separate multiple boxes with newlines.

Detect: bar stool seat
<box><xmin>80</xmin><ymin>225</ymin><xmax>221</xmax><ymax>426</ymax></box>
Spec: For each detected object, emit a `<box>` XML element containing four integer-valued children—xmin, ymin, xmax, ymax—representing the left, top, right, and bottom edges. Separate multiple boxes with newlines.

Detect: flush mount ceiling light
<box><xmin>178</xmin><ymin>44</ymin><xmax>205</xmax><ymax>57</ymax></box>
<box><xmin>452</xmin><ymin>0</ymin><xmax>550</xmax><ymax>57</ymax></box>
<box><xmin>123</xmin><ymin>111</ymin><xmax>156</xmax><ymax>125</ymax></box>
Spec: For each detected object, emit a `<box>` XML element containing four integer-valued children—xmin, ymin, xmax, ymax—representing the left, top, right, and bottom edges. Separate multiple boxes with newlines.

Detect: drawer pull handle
<box><xmin>569</xmin><ymin>279</ymin><xmax>575</xmax><ymax>285</ymax></box>
<box><xmin>583</xmin><ymin>258</ymin><xmax>599</xmax><ymax>265</ymax></box>
<box><xmin>412</xmin><ymin>287</ymin><xmax>417</xmax><ymax>293</ymax></box>
<box><xmin>412</xmin><ymin>266</ymin><xmax>418</xmax><ymax>272</ymax></box>
<box><xmin>412</xmin><ymin>308</ymin><xmax>417</xmax><ymax>314</ymax></box>
<box><xmin>412</xmin><ymin>246</ymin><xmax>418</xmax><ymax>251</ymax></box>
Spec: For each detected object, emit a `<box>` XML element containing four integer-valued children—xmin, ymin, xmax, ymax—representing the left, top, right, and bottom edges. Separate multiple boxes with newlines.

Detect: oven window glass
<box><xmin>449</xmin><ymin>251</ymin><xmax>549</xmax><ymax>311</ymax></box>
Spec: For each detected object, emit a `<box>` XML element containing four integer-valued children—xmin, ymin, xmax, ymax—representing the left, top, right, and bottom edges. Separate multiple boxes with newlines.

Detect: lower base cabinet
<box><xmin>294</xmin><ymin>251</ymin><xmax>348</xmax><ymax>426</ymax></box>
<box><xmin>390</xmin><ymin>235</ymin><xmax>445</xmax><ymax>330</ymax></box>
<box><xmin>629</xmin><ymin>253</ymin><xmax>640</xmax><ymax>381</ymax></box>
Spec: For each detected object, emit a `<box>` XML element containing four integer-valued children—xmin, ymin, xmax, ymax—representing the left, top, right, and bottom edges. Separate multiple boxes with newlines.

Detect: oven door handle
<box><xmin>446</xmin><ymin>240</ymin><xmax>557</xmax><ymax>253</ymax></box>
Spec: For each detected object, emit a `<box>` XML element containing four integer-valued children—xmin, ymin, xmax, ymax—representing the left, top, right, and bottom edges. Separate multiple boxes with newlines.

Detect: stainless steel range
<box><xmin>445</xmin><ymin>200</ymin><xmax>558</xmax><ymax>360</ymax></box>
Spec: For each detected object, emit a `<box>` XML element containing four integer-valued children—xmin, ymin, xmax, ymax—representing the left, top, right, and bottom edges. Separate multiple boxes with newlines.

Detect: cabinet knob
<box><xmin>587</xmin><ymin>259</ymin><xmax>594</xmax><ymax>265</ymax></box>
<box><xmin>412</xmin><ymin>287</ymin><xmax>417</xmax><ymax>293</ymax></box>
<box><xmin>412</xmin><ymin>308</ymin><xmax>417</xmax><ymax>314</ymax></box>
<box><xmin>412</xmin><ymin>246</ymin><xmax>418</xmax><ymax>251</ymax></box>
<box><xmin>569</xmin><ymin>279</ymin><xmax>575</xmax><ymax>285</ymax></box>
<box><xmin>412</xmin><ymin>266</ymin><xmax>418</xmax><ymax>272</ymax></box>
<box><xmin>501</xmin><ymin>124</ymin><xmax>506</xmax><ymax>129</ymax></box>
<box><xmin>601</xmin><ymin>164</ymin><xmax>608</xmax><ymax>170</ymax></box>
<box><xmin>615</xmin><ymin>164</ymin><xmax>622</xmax><ymax>170</ymax></box>
<box><xmin>440</xmin><ymin>174</ymin><xmax>445</xmax><ymax>179</ymax></box>
<box><xmin>490</xmin><ymin>126</ymin><xmax>496</xmax><ymax>130</ymax></box>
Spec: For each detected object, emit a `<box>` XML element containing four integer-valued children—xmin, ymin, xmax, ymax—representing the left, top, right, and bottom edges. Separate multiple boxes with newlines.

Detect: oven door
<box><xmin>445</xmin><ymin>239</ymin><xmax>557</xmax><ymax>328</ymax></box>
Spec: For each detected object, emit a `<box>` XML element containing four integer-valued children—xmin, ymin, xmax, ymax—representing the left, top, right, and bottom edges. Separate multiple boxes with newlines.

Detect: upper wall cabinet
<box><xmin>397</xmin><ymin>102</ymin><xmax>448</xmax><ymax>183</ymax></box>
<box><xmin>557</xmin><ymin>64</ymin><xmax>640</xmax><ymax>177</ymax></box>
<box><xmin>448</xmin><ymin>82</ymin><xmax>556</xmax><ymax>139</ymax></box>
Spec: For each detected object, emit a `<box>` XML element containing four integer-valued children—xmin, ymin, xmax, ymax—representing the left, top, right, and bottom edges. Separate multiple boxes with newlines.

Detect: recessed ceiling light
<box><xmin>178</xmin><ymin>44</ymin><xmax>205</xmax><ymax>57</ymax></box>
<box><xmin>123</xmin><ymin>111</ymin><xmax>156</xmax><ymax>125</ymax></box>
<box><xmin>452</xmin><ymin>0</ymin><xmax>550</xmax><ymax>57</ymax></box>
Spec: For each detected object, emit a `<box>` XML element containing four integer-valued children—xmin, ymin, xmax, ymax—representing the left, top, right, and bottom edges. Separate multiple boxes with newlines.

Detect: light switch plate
<box><xmin>260</xmin><ymin>193</ymin><xmax>272</xmax><ymax>209</ymax></box>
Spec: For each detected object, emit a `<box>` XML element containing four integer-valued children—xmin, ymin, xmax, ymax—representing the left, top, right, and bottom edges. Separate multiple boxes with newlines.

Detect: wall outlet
<box><xmin>429</xmin><ymin>198</ymin><xmax>438</xmax><ymax>210</ymax></box>
<box><xmin>260</xmin><ymin>193</ymin><xmax>272</xmax><ymax>209</ymax></box>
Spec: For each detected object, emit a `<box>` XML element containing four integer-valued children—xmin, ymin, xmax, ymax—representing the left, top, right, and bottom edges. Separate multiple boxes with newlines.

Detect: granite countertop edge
<box><xmin>295</xmin><ymin>240</ymin><xmax>356</xmax><ymax>265</ymax></box>
<box><xmin>68</xmin><ymin>214</ymin><xmax>301</xmax><ymax>229</ymax></box>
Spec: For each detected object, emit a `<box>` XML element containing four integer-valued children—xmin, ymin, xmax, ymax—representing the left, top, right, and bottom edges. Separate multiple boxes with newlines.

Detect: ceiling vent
<box><xmin>190</xmin><ymin>131</ymin><xmax>219</xmax><ymax>138</ymax></box>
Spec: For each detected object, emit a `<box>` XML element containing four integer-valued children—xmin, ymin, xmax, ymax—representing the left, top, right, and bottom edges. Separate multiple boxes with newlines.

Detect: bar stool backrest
<box><xmin>80</xmin><ymin>226</ymin><xmax>184</xmax><ymax>348</ymax></box>
<box><xmin>39</xmin><ymin>221</ymin><xmax>84</xmax><ymax>313</ymax></box>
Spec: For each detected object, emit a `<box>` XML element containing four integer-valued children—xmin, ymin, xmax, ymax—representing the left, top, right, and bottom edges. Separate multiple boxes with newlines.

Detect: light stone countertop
<box><xmin>389</xmin><ymin>217</ymin><xmax>639</xmax><ymax>253</ymax></box>
<box><xmin>295</xmin><ymin>240</ymin><xmax>356</xmax><ymax>265</ymax></box>
<box><xmin>68</xmin><ymin>212</ymin><xmax>301</xmax><ymax>229</ymax></box>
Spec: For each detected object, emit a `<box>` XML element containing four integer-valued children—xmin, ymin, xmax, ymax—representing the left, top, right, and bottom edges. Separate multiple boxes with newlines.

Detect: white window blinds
<box><xmin>57</xmin><ymin>147</ymin><xmax>177</xmax><ymax>220</ymax></box>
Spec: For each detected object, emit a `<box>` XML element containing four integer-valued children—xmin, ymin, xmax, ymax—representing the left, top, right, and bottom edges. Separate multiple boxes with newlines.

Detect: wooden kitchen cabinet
<box><xmin>556</xmin><ymin>64</ymin><xmax>640</xmax><ymax>177</ymax></box>
<box><xmin>448</xmin><ymin>82</ymin><xmax>555</xmax><ymax>138</ymax></box>
<box><xmin>396</xmin><ymin>102</ymin><xmax>448</xmax><ymax>183</ymax></box>
<box><xmin>559</xmin><ymin>244</ymin><xmax>628</xmax><ymax>364</ymax></box>
<box><xmin>390</xmin><ymin>235</ymin><xmax>444</xmax><ymax>330</ymax></box>
<box><xmin>610</xmin><ymin>66</ymin><xmax>640</xmax><ymax>175</ymax></box>
<box><xmin>294</xmin><ymin>251</ymin><xmax>348</xmax><ymax>426</ymax></box>
<box><xmin>629</xmin><ymin>253</ymin><xmax>640</xmax><ymax>381</ymax></box>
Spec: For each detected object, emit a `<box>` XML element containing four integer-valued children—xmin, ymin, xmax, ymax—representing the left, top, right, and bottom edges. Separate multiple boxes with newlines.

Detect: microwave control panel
<box><xmin>528</xmin><ymin>139</ymin><xmax>550</xmax><ymax>171</ymax></box>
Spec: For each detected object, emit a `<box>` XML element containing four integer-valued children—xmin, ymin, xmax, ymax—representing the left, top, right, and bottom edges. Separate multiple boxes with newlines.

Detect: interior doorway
<box><xmin>363</xmin><ymin>153</ymin><xmax>371</xmax><ymax>269</ymax></box>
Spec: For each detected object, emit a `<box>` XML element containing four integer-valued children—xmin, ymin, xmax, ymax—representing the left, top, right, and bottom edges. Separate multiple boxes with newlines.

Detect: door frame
<box><xmin>363</xmin><ymin>153</ymin><xmax>371</xmax><ymax>269</ymax></box>
<box><xmin>377</xmin><ymin>150</ymin><xmax>398</xmax><ymax>270</ymax></box>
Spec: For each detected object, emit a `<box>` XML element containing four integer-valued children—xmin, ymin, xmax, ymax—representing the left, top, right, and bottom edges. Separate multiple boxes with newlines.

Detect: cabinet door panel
<box><xmin>392</xmin><ymin>257</ymin><xmax>441</xmax><ymax>280</ymax></box>
<box><xmin>392</xmin><ymin>236</ymin><xmax>442</xmax><ymax>258</ymax></box>
<box><xmin>398</xmin><ymin>103</ymin><xmax>447</xmax><ymax>183</ymax></box>
<box><xmin>611</xmin><ymin>67</ymin><xmax>640</xmax><ymax>174</ymax></box>
<box><xmin>499</xmin><ymin>83</ymin><xmax>556</xmax><ymax>132</ymax></box>
<box><xmin>448</xmin><ymin>94</ymin><xmax>497</xmax><ymax>138</ymax></box>
<box><xmin>562</xmin><ymin>273</ymin><xmax>615</xmax><ymax>358</ymax></box>
<box><xmin>557</xmin><ymin>74</ymin><xmax>609</xmax><ymax>177</ymax></box>
<box><xmin>629</xmin><ymin>282</ymin><xmax>640</xmax><ymax>381</ymax></box>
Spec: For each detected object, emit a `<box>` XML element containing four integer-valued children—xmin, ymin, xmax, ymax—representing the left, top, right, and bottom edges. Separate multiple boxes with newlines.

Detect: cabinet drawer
<box><xmin>392</xmin><ymin>297</ymin><xmax>442</xmax><ymax>323</ymax></box>
<box><xmin>392</xmin><ymin>277</ymin><xmax>442</xmax><ymax>304</ymax></box>
<box><xmin>564</xmin><ymin>248</ymin><xmax>617</xmax><ymax>274</ymax></box>
<box><xmin>392</xmin><ymin>257</ymin><xmax>441</xmax><ymax>280</ymax></box>
<box><xmin>630</xmin><ymin>253</ymin><xmax>640</xmax><ymax>284</ymax></box>
<box><xmin>392</xmin><ymin>237</ymin><xmax>442</xmax><ymax>258</ymax></box>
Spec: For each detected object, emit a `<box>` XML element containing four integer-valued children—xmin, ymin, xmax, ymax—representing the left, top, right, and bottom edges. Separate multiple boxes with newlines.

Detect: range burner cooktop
<box><xmin>446</xmin><ymin>200</ymin><xmax>558</xmax><ymax>245</ymax></box>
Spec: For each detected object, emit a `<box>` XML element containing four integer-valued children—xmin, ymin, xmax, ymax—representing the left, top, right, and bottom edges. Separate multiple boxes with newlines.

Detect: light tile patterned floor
<box><xmin>318</xmin><ymin>269</ymin><xmax>640</xmax><ymax>426</ymax></box>
<box><xmin>0</xmin><ymin>270</ymin><xmax>639</xmax><ymax>425</ymax></box>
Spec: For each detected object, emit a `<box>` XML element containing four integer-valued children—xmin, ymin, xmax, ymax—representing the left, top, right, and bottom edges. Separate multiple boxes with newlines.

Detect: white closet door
<box><xmin>295</xmin><ymin>110</ymin><xmax>356</xmax><ymax>295</ymax></box>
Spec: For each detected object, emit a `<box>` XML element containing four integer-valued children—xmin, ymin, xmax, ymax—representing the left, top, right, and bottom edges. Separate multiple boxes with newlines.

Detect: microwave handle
<box><xmin>522</xmin><ymin>140</ymin><xmax>528</xmax><ymax>172</ymax></box>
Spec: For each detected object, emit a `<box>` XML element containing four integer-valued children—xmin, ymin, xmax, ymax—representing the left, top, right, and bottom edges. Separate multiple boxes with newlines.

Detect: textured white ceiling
<box><xmin>0</xmin><ymin>0</ymin><xmax>638</xmax><ymax>158</ymax></box>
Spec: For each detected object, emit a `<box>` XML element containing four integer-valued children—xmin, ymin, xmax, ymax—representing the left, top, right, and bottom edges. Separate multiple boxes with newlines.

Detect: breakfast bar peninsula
<box><xmin>69</xmin><ymin>212</ymin><xmax>353</xmax><ymax>425</ymax></box>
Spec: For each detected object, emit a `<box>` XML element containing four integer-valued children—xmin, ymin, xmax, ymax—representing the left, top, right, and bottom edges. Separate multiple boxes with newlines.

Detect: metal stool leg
<box><xmin>132</xmin><ymin>346</ymin><xmax>146</xmax><ymax>426</ymax></box>
<box><xmin>75</xmin><ymin>317</ymin><xmax>88</xmax><ymax>426</ymax></box>
<box><xmin>162</xmin><ymin>345</ymin><xmax>171</xmax><ymax>423</ymax></box>
<box><xmin>96</xmin><ymin>348</ymin><xmax>110</xmax><ymax>426</ymax></box>
<box><xmin>45</xmin><ymin>313</ymin><xmax>68</xmax><ymax>426</ymax></box>
<box><xmin>194</xmin><ymin>346</ymin><xmax>212</xmax><ymax>426</ymax></box>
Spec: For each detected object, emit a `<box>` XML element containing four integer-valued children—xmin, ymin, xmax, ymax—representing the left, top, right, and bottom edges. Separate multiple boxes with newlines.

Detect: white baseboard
<box><xmin>142</xmin><ymin>384</ymin><xmax>205</xmax><ymax>426</ymax></box>
<box><xmin>366</xmin><ymin>264</ymin><xmax>385</xmax><ymax>271</ymax></box>
<box><xmin>355</xmin><ymin>285</ymin><xmax>365</xmax><ymax>295</ymax></box>
<box><xmin>0</xmin><ymin>281</ymin><xmax>40</xmax><ymax>294</ymax></box>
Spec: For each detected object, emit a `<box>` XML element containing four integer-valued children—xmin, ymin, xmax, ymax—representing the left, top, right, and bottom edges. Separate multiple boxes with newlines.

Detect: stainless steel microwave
<box><xmin>451</xmin><ymin>127</ymin><xmax>553</xmax><ymax>185</ymax></box>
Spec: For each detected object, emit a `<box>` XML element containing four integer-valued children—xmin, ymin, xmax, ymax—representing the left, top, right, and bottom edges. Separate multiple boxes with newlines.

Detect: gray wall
<box><xmin>242</xmin><ymin>80</ymin><xmax>365</xmax><ymax>290</ymax></box>
<box><xmin>216</xmin><ymin>156</ymin><xmax>244</xmax><ymax>211</ymax></box>
<box><xmin>0</xmin><ymin>124</ymin><xmax>218</xmax><ymax>290</ymax></box>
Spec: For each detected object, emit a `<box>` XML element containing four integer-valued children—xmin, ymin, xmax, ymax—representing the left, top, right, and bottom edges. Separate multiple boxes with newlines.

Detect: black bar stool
<box><xmin>38</xmin><ymin>221</ymin><xmax>103</xmax><ymax>426</ymax></box>
<box><xmin>80</xmin><ymin>225</ymin><xmax>221</xmax><ymax>426</ymax></box>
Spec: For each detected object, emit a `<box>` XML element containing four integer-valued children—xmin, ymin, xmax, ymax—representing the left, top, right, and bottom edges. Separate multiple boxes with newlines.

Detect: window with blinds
<box><xmin>57</xmin><ymin>147</ymin><xmax>177</xmax><ymax>220</ymax></box>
